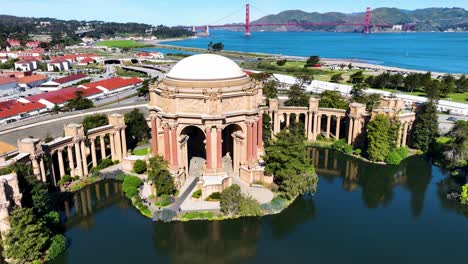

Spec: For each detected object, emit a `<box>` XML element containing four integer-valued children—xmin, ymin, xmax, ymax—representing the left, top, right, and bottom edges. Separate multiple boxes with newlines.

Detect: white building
<box><xmin>0</xmin><ymin>78</ymin><xmax>19</xmax><ymax>95</ymax></box>
<box><xmin>47</xmin><ymin>60</ymin><xmax>71</xmax><ymax>72</ymax></box>
<box><xmin>14</xmin><ymin>60</ymin><xmax>38</xmax><ymax>72</ymax></box>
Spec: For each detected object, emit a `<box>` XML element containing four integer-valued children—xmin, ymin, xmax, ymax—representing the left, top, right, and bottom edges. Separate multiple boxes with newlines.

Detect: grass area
<box><xmin>115</xmin><ymin>66</ymin><xmax>148</xmax><ymax>78</ymax></box>
<box><xmin>132</xmin><ymin>148</ymin><xmax>152</xmax><ymax>156</ymax></box>
<box><xmin>181</xmin><ymin>211</ymin><xmax>214</xmax><ymax>220</ymax></box>
<box><xmin>97</xmin><ymin>40</ymin><xmax>151</xmax><ymax>49</ymax></box>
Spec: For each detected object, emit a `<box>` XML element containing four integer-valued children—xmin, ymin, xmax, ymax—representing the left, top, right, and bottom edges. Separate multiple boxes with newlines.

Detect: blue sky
<box><xmin>0</xmin><ymin>0</ymin><xmax>467</xmax><ymax>26</ymax></box>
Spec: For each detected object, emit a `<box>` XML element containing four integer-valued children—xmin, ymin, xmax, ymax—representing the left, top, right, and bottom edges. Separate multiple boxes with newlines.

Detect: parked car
<box><xmin>447</xmin><ymin>117</ymin><xmax>458</xmax><ymax>122</ymax></box>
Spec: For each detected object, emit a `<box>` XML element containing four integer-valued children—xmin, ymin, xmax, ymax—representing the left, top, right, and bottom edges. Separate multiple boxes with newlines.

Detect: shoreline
<box><xmin>144</xmin><ymin>38</ymin><xmax>463</xmax><ymax>76</ymax></box>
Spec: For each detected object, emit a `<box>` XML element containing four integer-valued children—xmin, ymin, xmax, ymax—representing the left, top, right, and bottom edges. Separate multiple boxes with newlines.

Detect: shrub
<box><xmin>395</xmin><ymin>147</ymin><xmax>409</xmax><ymax>159</ymax></box>
<box><xmin>133</xmin><ymin>160</ymin><xmax>147</xmax><ymax>174</ymax></box>
<box><xmin>239</xmin><ymin>195</ymin><xmax>263</xmax><ymax>216</ymax></box>
<box><xmin>97</xmin><ymin>159</ymin><xmax>114</xmax><ymax>170</ymax></box>
<box><xmin>331</xmin><ymin>139</ymin><xmax>347</xmax><ymax>151</ymax></box>
<box><xmin>276</xmin><ymin>59</ymin><xmax>287</xmax><ymax>66</ymax></box>
<box><xmin>344</xmin><ymin>145</ymin><xmax>354</xmax><ymax>154</ymax></box>
<box><xmin>192</xmin><ymin>190</ymin><xmax>202</xmax><ymax>199</ymax></box>
<box><xmin>122</xmin><ymin>176</ymin><xmax>142</xmax><ymax>199</ymax></box>
<box><xmin>206</xmin><ymin>192</ymin><xmax>221</xmax><ymax>201</ymax></box>
<box><xmin>461</xmin><ymin>184</ymin><xmax>468</xmax><ymax>205</ymax></box>
<box><xmin>47</xmin><ymin>234</ymin><xmax>67</xmax><ymax>260</ymax></box>
<box><xmin>354</xmin><ymin>148</ymin><xmax>362</xmax><ymax>155</ymax></box>
<box><xmin>157</xmin><ymin>194</ymin><xmax>171</xmax><ymax>207</ymax></box>
<box><xmin>385</xmin><ymin>150</ymin><xmax>403</xmax><ymax>165</ymax></box>
<box><xmin>57</xmin><ymin>175</ymin><xmax>73</xmax><ymax>186</ymax></box>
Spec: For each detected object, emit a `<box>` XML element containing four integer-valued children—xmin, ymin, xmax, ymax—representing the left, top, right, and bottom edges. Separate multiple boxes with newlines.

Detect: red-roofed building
<box><xmin>26</xmin><ymin>41</ymin><xmax>41</xmax><ymax>48</ymax></box>
<box><xmin>77</xmin><ymin>57</ymin><xmax>96</xmax><ymax>65</ymax></box>
<box><xmin>0</xmin><ymin>100</ymin><xmax>46</xmax><ymax>124</ymax></box>
<box><xmin>6</xmin><ymin>39</ymin><xmax>21</xmax><ymax>48</ymax></box>
<box><xmin>18</xmin><ymin>74</ymin><xmax>49</xmax><ymax>88</ymax></box>
<box><xmin>81</xmin><ymin>77</ymin><xmax>142</xmax><ymax>93</ymax></box>
<box><xmin>39</xmin><ymin>74</ymin><xmax>89</xmax><ymax>91</ymax></box>
<box><xmin>76</xmin><ymin>54</ymin><xmax>101</xmax><ymax>61</ymax></box>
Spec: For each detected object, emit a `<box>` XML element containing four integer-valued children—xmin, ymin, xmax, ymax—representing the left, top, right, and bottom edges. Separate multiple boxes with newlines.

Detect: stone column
<box><xmin>274</xmin><ymin>111</ymin><xmax>280</xmax><ymax>134</ymax></box>
<box><xmin>253</xmin><ymin>121</ymin><xmax>258</xmax><ymax>159</ymax></box>
<box><xmin>247</xmin><ymin>122</ymin><xmax>252</xmax><ymax>161</ymax></box>
<box><xmin>170</xmin><ymin>125</ymin><xmax>178</xmax><ymax>167</ymax></box>
<box><xmin>353</xmin><ymin>119</ymin><xmax>361</xmax><ymax>143</ymax></box>
<box><xmin>114</xmin><ymin>129</ymin><xmax>122</xmax><ymax>161</ymax></box>
<box><xmin>348</xmin><ymin>118</ymin><xmax>354</xmax><ymax>145</ymax></box>
<box><xmin>75</xmin><ymin>142</ymin><xmax>83</xmax><ymax>178</ymax></box>
<box><xmin>109</xmin><ymin>133</ymin><xmax>116</xmax><ymax>161</ymax></box>
<box><xmin>90</xmin><ymin>139</ymin><xmax>97</xmax><ymax>167</ymax></box>
<box><xmin>217</xmin><ymin>127</ymin><xmax>222</xmax><ymax>169</ymax></box>
<box><xmin>326</xmin><ymin>115</ymin><xmax>331</xmax><ymax>138</ymax></box>
<box><xmin>163</xmin><ymin>125</ymin><xmax>170</xmax><ymax>162</ymax></box>
<box><xmin>100</xmin><ymin>136</ymin><xmax>106</xmax><ymax>160</ymax></box>
<box><xmin>258</xmin><ymin>113</ymin><xmax>263</xmax><ymax>148</ymax></box>
<box><xmin>402</xmin><ymin>122</ymin><xmax>408</xmax><ymax>147</ymax></box>
<box><xmin>295</xmin><ymin>114</ymin><xmax>300</xmax><ymax>123</ymax></box>
<box><xmin>335</xmin><ymin>117</ymin><xmax>341</xmax><ymax>140</ymax></box>
<box><xmin>151</xmin><ymin>117</ymin><xmax>158</xmax><ymax>156</ymax></box>
<box><xmin>316</xmin><ymin>115</ymin><xmax>322</xmax><ymax>135</ymax></box>
<box><xmin>307</xmin><ymin>112</ymin><xmax>314</xmax><ymax>140</ymax></box>
<box><xmin>286</xmin><ymin>113</ymin><xmax>290</xmax><ymax>127</ymax></box>
<box><xmin>396</xmin><ymin>124</ymin><xmax>403</xmax><ymax>148</ymax></box>
<box><xmin>58</xmin><ymin>149</ymin><xmax>65</xmax><ymax>178</ymax></box>
<box><xmin>49</xmin><ymin>153</ymin><xmax>57</xmax><ymax>186</ymax></box>
<box><xmin>67</xmin><ymin>146</ymin><xmax>75</xmax><ymax>177</ymax></box>
<box><xmin>32</xmin><ymin>158</ymin><xmax>41</xmax><ymax>180</ymax></box>
<box><xmin>205</xmin><ymin>126</ymin><xmax>212</xmax><ymax>170</ymax></box>
<box><xmin>121</xmin><ymin>129</ymin><xmax>127</xmax><ymax>158</ymax></box>
<box><xmin>81</xmin><ymin>141</ymin><xmax>88</xmax><ymax>177</ymax></box>
<box><xmin>39</xmin><ymin>158</ymin><xmax>46</xmax><ymax>183</ymax></box>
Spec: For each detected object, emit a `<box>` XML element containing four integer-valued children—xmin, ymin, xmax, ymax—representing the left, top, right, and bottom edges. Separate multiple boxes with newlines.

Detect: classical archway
<box><xmin>222</xmin><ymin>124</ymin><xmax>243</xmax><ymax>174</ymax></box>
<box><xmin>180</xmin><ymin>126</ymin><xmax>206</xmax><ymax>176</ymax></box>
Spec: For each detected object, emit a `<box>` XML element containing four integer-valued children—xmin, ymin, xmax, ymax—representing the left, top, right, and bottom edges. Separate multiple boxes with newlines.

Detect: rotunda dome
<box><xmin>166</xmin><ymin>54</ymin><xmax>247</xmax><ymax>81</ymax></box>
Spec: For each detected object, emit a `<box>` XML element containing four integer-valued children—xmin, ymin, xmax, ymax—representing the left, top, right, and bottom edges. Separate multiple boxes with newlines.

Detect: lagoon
<box><xmin>50</xmin><ymin>148</ymin><xmax>468</xmax><ymax>264</ymax></box>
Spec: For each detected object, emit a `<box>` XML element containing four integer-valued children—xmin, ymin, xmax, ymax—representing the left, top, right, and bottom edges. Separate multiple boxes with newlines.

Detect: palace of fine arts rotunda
<box><xmin>148</xmin><ymin>54</ymin><xmax>270</xmax><ymax>198</ymax></box>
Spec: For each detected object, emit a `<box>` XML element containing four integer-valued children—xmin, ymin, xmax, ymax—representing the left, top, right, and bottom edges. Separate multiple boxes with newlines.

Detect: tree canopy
<box><xmin>264</xmin><ymin>124</ymin><xmax>318</xmax><ymax>200</ymax></box>
<box><xmin>412</xmin><ymin>101</ymin><xmax>438</xmax><ymax>152</ymax></box>
<box><xmin>319</xmin><ymin>90</ymin><xmax>348</xmax><ymax>110</ymax></box>
<box><xmin>82</xmin><ymin>114</ymin><xmax>108</xmax><ymax>131</ymax></box>
<box><xmin>124</xmin><ymin>109</ymin><xmax>149</xmax><ymax>150</ymax></box>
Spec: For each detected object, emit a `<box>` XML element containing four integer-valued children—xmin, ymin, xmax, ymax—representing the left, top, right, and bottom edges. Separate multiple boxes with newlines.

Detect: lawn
<box><xmin>97</xmin><ymin>40</ymin><xmax>150</xmax><ymax>49</ymax></box>
<box><xmin>115</xmin><ymin>66</ymin><xmax>148</xmax><ymax>78</ymax></box>
<box><xmin>379</xmin><ymin>88</ymin><xmax>468</xmax><ymax>104</ymax></box>
<box><xmin>132</xmin><ymin>148</ymin><xmax>152</xmax><ymax>156</ymax></box>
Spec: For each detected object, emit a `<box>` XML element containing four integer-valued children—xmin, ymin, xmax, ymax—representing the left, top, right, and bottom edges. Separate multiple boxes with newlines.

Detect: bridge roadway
<box><xmin>0</xmin><ymin>103</ymin><xmax>148</xmax><ymax>146</ymax></box>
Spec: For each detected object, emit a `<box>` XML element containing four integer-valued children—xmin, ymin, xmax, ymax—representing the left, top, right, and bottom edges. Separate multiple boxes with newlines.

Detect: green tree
<box><xmin>461</xmin><ymin>183</ymin><xmax>468</xmax><ymax>205</ymax></box>
<box><xmin>412</xmin><ymin>101</ymin><xmax>438</xmax><ymax>152</ymax></box>
<box><xmin>66</xmin><ymin>91</ymin><xmax>94</xmax><ymax>111</ymax></box>
<box><xmin>444</xmin><ymin>120</ymin><xmax>468</xmax><ymax>168</ymax></box>
<box><xmin>284</xmin><ymin>74</ymin><xmax>312</xmax><ymax>107</ymax></box>
<box><xmin>455</xmin><ymin>75</ymin><xmax>468</xmax><ymax>93</ymax></box>
<box><xmin>263</xmin><ymin>80</ymin><xmax>278</xmax><ymax>99</ymax></box>
<box><xmin>330</xmin><ymin>73</ymin><xmax>344</xmax><ymax>83</ymax></box>
<box><xmin>349</xmin><ymin>71</ymin><xmax>365</xmax><ymax>84</ymax></box>
<box><xmin>276</xmin><ymin>59</ymin><xmax>287</xmax><ymax>66</ymax></box>
<box><xmin>389</xmin><ymin>74</ymin><xmax>404</xmax><ymax>90</ymax></box>
<box><xmin>46</xmin><ymin>234</ymin><xmax>67</xmax><ymax>260</ymax></box>
<box><xmin>4</xmin><ymin>208</ymin><xmax>51</xmax><ymax>263</ymax></box>
<box><xmin>440</xmin><ymin>74</ymin><xmax>456</xmax><ymax>97</ymax></box>
<box><xmin>211</xmin><ymin>42</ymin><xmax>224</xmax><ymax>52</ymax></box>
<box><xmin>148</xmin><ymin>156</ymin><xmax>175</xmax><ymax>196</ymax></box>
<box><xmin>319</xmin><ymin>90</ymin><xmax>348</xmax><ymax>110</ymax></box>
<box><xmin>305</xmin><ymin>55</ymin><xmax>320</xmax><ymax>67</ymax></box>
<box><xmin>220</xmin><ymin>184</ymin><xmax>243</xmax><ymax>216</ymax></box>
<box><xmin>262</xmin><ymin>113</ymin><xmax>272</xmax><ymax>145</ymax></box>
<box><xmin>425</xmin><ymin>80</ymin><xmax>441</xmax><ymax>101</ymax></box>
<box><xmin>403</xmin><ymin>73</ymin><xmax>421</xmax><ymax>92</ymax></box>
<box><xmin>82</xmin><ymin>114</ymin><xmax>108</xmax><ymax>131</ymax></box>
<box><xmin>124</xmin><ymin>109</ymin><xmax>149</xmax><ymax>150</ymax></box>
<box><xmin>264</xmin><ymin>125</ymin><xmax>318</xmax><ymax>200</ymax></box>
<box><xmin>366</xmin><ymin>114</ymin><xmax>392</xmax><ymax>162</ymax></box>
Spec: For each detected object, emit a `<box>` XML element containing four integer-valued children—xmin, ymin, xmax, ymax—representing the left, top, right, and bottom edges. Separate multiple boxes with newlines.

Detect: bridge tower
<box><xmin>206</xmin><ymin>25</ymin><xmax>210</xmax><ymax>36</ymax></box>
<box><xmin>364</xmin><ymin>7</ymin><xmax>371</xmax><ymax>34</ymax></box>
<box><xmin>245</xmin><ymin>3</ymin><xmax>251</xmax><ymax>36</ymax></box>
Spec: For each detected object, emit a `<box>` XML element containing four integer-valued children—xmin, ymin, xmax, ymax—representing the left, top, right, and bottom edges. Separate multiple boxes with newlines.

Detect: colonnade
<box><xmin>16</xmin><ymin>113</ymin><xmax>128</xmax><ymax>187</ymax></box>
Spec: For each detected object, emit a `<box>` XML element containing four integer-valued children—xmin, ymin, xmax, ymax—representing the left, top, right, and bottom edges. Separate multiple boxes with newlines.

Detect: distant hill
<box><xmin>251</xmin><ymin>7</ymin><xmax>468</xmax><ymax>32</ymax></box>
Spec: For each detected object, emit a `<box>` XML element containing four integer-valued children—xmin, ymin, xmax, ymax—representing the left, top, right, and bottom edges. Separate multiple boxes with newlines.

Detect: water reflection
<box><xmin>152</xmin><ymin>219</ymin><xmax>262</xmax><ymax>264</ymax></box>
<box><xmin>58</xmin><ymin>180</ymin><xmax>126</xmax><ymax>230</ymax></box>
<box><xmin>308</xmin><ymin>148</ymin><xmax>432</xmax><ymax>216</ymax></box>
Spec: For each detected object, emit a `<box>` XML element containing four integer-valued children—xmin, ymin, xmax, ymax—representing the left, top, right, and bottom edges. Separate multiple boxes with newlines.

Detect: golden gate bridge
<box><xmin>188</xmin><ymin>3</ymin><xmax>396</xmax><ymax>35</ymax></box>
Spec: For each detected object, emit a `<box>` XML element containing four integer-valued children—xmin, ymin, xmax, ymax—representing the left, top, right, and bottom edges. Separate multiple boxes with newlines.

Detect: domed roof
<box><xmin>166</xmin><ymin>54</ymin><xmax>247</xmax><ymax>81</ymax></box>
